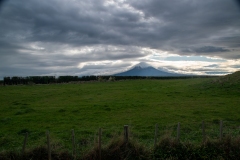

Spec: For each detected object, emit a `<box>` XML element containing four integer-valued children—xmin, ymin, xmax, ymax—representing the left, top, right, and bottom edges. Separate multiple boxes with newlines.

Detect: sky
<box><xmin>0</xmin><ymin>0</ymin><xmax>240</xmax><ymax>79</ymax></box>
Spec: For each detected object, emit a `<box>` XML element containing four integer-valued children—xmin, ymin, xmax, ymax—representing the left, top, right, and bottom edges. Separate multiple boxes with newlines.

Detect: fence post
<box><xmin>72</xmin><ymin>129</ymin><xmax>76</xmax><ymax>159</ymax></box>
<box><xmin>124</xmin><ymin>125</ymin><xmax>129</xmax><ymax>143</ymax></box>
<box><xmin>177</xmin><ymin>122</ymin><xmax>180</xmax><ymax>141</ymax></box>
<box><xmin>46</xmin><ymin>130</ymin><xmax>51</xmax><ymax>160</ymax></box>
<box><xmin>22</xmin><ymin>132</ymin><xmax>28</xmax><ymax>154</ymax></box>
<box><xmin>154</xmin><ymin>124</ymin><xmax>158</xmax><ymax>148</ymax></box>
<box><xmin>220</xmin><ymin>120</ymin><xmax>223</xmax><ymax>141</ymax></box>
<box><xmin>202</xmin><ymin>121</ymin><xmax>206</xmax><ymax>142</ymax></box>
<box><xmin>98</xmin><ymin>128</ymin><xmax>102</xmax><ymax>160</ymax></box>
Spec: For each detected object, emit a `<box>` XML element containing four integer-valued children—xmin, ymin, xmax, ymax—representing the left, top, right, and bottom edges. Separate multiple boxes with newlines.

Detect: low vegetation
<box><xmin>1</xmin><ymin>136</ymin><xmax>240</xmax><ymax>159</ymax></box>
<box><xmin>0</xmin><ymin>72</ymin><xmax>239</xmax><ymax>159</ymax></box>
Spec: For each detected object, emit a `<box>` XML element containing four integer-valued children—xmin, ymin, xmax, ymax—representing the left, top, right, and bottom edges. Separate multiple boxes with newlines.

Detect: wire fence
<box><xmin>1</xmin><ymin>120</ymin><xmax>240</xmax><ymax>157</ymax></box>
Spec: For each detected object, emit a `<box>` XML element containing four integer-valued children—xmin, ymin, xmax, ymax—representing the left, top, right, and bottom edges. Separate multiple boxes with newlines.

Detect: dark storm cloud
<box><xmin>235</xmin><ymin>0</ymin><xmax>240</xmax><ymax>7</ymax></box>
<box><xmin>191</xmin><ymin>46</ymin><xmax>230</xmax><ymax>53</ymax></box>
<box><xmin>0</xmin><ymin>0</ymin><xmax>7</xmax><ymax>10</ymax></box>
<box><xmin>1</xmin><ymin>0</ymin><xmax>239</xmax><ymax>53</ymax></box>
<box><xmin>129</xmin><ymin>0</ymin><xmax>240</xmax><ymax>56</ymax></box>
<box><xmin>0</xmin><ymin>0</ymin><xmax>240</xmax><ymax>78</ymax></box>
<box><xmin>0</xmin><ymin>40</ymin><xmax>26</xmax><ymax>53</ymax></box>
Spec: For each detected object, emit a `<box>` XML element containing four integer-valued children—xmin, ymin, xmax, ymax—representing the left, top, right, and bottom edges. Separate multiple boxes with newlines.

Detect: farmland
<box><xmin>0</xmin><ymin>74</ymin><xmax>240</xmax><ymax>158</ymax></box>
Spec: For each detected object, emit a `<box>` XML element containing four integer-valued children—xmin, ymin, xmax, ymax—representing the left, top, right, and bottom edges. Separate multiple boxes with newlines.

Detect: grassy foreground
<box><xmin>1</xmin><ymin>136</ymin><xmax>240</xmax><ymax>160</ymax></box>
<box><xmin>0</xmin><ymin>73</ymin><xmax>240</xmax><ymax>159</ymax></box>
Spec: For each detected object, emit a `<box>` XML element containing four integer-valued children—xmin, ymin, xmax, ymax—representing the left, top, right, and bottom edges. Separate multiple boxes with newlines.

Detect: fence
<box><xmin>1</xmin><ymin>120</ymin><xmax>240</xmax><ymax>160</ymax></box>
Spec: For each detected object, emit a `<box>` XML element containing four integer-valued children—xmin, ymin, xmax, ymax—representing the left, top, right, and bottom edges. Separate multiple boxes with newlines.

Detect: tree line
<box><xmin>3</xmin><ymin>76</ymin><xmax>96</xmax><ymax>85</ymax></box>
<box><xmin>2</xmin><ymin>75</ymin><xmax>215</xmax><ymax>85</ymax></box>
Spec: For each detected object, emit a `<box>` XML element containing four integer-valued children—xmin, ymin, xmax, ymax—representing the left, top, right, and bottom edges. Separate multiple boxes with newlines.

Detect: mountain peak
<box><xmin>114</xmin><ymin>62</ymin><xmax>185</xmax><ymax>77</ymax></box>
<box><xmin>134</xmin><ymin>62</ymin><xmax>151</xmax><ymax>68</ymax></box>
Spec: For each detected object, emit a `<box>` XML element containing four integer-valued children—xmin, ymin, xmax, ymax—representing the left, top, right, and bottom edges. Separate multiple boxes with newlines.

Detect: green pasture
<box><xmin>0</xmin><ymin>76</ymin><xmax>240</xmax><ymax>152</ymax></box>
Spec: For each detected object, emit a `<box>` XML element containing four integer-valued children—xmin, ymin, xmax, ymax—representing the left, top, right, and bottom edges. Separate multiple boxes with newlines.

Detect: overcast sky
<box><xmin>0</xmin><ymin>0</ymin><xmax>240</xmax><ymax>79</ymax></box>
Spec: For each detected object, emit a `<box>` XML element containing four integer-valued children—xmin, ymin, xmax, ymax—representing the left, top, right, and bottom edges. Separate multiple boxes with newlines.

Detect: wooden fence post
<box><xmin>124</xmin><ymin>125</ymin><xmax>129</xmax><ymax>143</ymax></box>
<box><xmin>98</xmin><ymin>128</ymin><xmax>102</xmax><ymax>160</ymax></box>
<box><xmin>220</xmin><ymin>120</ymin><xmax>223</xmax><ymax>141</ymax></box>
<box><xmin>46</xmin><ymin>131</ymin><xmax>51</xmax><ymax>160</ymax></box>
<box><xmin>154</xmin><ymin>124</ymin><xmax>158</xmax><ymax>148</ymax></box>
<box><xmin>202</xmin><ymin>121</ymin><xmax>206</xmax><ymax>142</ymax></box>
<box><xmin>177</xmin><ymin>122</ymin><xmax>180</xmax><ymax>141</ymax></box>
<box><xmin>22</xmin><ymin>132</ymin><xmax>28</xmax><ymax>154</ymax></box>
<box><xmin>72</xmin><ymin>129</ymin><xmax>76</xmax><ymax>159</ymax></box>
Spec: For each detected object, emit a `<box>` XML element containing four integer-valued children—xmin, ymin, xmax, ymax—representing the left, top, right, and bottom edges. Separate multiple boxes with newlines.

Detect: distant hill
<box><xmin>114</xmin><ymin>62</ymin><xmax>185</xmax><ymax>77</ymax></box>
<box><xmin>212</xmin><ymin>71</ymin><xmax>240</xmax><ymax>85</ymax></box>
<box><xmin>200</xmin><ymin>70</ymin><xmax>240</xmax><ymax>96</ymax></box>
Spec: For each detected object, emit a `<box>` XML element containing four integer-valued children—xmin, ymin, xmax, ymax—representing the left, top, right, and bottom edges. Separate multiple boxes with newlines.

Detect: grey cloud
<box><xmin>230</xmin><ymin>65</ymin><xmax>240</xmax><ymax>69</ymax></box>
<box><xmin>0</xmin><ymin>0</ymin><xmax>240</xmax><ymax>78</ymax></box>
<box><xmin>193</xmin><ymin>46</ymin><xmax>230</xmax><ymax>53</ymax></box>
<box><xmin>158</xmin><ymin>66</ymin><xmax>179</xmax><ymax>71</ymax></box>
<box><xmin>205</xmin><ymin>71</ymin><xmax>231</xmax><ymax>75</ymax></box>
<box><xmin>217</xmin><ymin>36</ymin><xmax>240</xmax><ymax>48</ymax></box>
<box><xmin>204</xmin><ymin>64</ymin><xmax>220</xmax><ymax>68</ymax></box>
<box><xmin>0</xmin><ymin>0</ymin><xmax>7</xmax><ymax>12</ymax></box>
<box><xmin>186</xmin><ymin>67</ymin><xmax>231</xmax><ymax>75</ymax></box>
<box><xmin>196</xmin><ymin>50</ymin><xmax>240</xmax><ymax>59</ymax></box>
<box><xmin>164</xmin><ymin>56</ymin><xmax>226</xmax><ymax>62</ymax></box>
<box><xmin>158</xmin><ymin>63</ymin><xmax>232</xmax><ymax>75</ymax></box>
<box><xmin>0</xmin><ymin>40</ymin><xmax>26</xmax><ymax>53</ymax></box>
<box><xmin>235</xmin><ymin>0</ymin><xmax>240</xmax><ymax>7</ymax></box>
<box><xmin>192</xmin><ymin>68</ymin><xmax>226</xmax><ymax>72</ymax></box>
<box><xmin>80</xmin><ymin>62</ymin><xmax>132</xmax><ymax>72</ymax></box>
<box><xmin>1</xmin><ymin>0</ymin><xmax>240</xmax><ymax>53</ymax></box>
<box><xmin>129</xmin><ymin>0</ymin><xmax>240</xmax><ymax>54</ymax></box>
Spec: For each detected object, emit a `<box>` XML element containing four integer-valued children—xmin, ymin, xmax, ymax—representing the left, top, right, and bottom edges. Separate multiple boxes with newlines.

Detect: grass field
<box><xmin>0</xmin><ymin>75</ymin><xmax>240</xmax><ymax>155</ymax></box>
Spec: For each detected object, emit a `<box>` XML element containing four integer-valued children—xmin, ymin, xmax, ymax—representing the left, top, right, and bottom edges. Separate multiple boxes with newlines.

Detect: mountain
<box><xmin>114</xmin><ymin>62</ymin><xmax>185</xmax><ymax>77</ymax></box>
